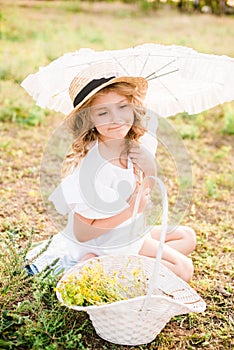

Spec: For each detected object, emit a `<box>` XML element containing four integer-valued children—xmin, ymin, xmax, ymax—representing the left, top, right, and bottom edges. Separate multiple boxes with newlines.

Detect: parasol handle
<box><xmin>140</xmin><ymin>176</ymin><xmax>168</xmax><ymax>315</ymax></box>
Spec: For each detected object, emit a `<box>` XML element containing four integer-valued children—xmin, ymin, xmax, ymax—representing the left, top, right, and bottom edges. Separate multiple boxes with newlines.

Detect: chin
<box><xmin>112</xmin><ymin>131</ymin><xmax>129</xmax><ymax>139</ymax></box>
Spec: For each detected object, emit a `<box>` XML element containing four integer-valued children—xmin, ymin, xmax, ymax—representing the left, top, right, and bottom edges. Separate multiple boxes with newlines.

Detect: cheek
<box><xmin>92</xmin><ymin>117</ymin><xmax>107</xmax><ymax>129</ymax></box>
<box><xmin>122</xmin><ymin>109</ymin><xmax>134</xmax><ymax>124</ymax></box>
<box><xmin>95</xmin><ymin>124</ymin><xmax>108</xmax><ymax>134</ymax></box>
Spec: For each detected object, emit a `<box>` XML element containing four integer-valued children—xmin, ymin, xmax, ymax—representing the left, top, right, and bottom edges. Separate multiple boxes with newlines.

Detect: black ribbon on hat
<box><xmin>73</xmin><ymin>77</ymin><xmax>115</xmax><ymax>108</ymax></box>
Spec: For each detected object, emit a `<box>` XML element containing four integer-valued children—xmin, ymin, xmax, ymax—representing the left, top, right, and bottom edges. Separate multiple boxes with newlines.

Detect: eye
<box><xmin>120</xmin><ymin>104</ymin><xmax>128</xmax><ymax>109</ymax></box>
<box><xmin>98</xmin><ymin>111</ymin><xmax>108</xmax><ymax>117</ymax></box>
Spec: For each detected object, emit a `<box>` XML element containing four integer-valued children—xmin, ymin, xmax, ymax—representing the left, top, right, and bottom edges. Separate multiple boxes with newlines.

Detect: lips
<box><xmin>108</xmin><ymin>125</ymin><xmax>125</xmax><ymax>131</ymax></box>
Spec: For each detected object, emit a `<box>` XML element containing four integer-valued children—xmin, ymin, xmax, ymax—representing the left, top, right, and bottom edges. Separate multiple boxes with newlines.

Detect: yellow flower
<box><xmin>58</xmin><ymin>260</ymin><xmax>148</xmax><ymax>307</ymax></box>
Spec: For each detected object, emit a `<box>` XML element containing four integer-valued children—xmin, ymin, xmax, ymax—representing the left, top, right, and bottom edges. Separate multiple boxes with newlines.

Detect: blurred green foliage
<box><xmin>0</xmin><ymin>100</ymin><xmax>48</xmax><ymax>126</ymax></box>
<box><xmin>222</xmin><ymin>106</ymin><xmax>234</xmax><ymax>134</ymax></box>
<box><xmin>10</xmin><ymin>0</ymin><xmax>233</xmax><ymax>15</ymax></box>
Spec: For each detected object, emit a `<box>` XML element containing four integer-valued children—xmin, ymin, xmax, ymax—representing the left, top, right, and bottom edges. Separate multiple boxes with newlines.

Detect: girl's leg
<box><xmin>138</xmin><ymin>238</ymin><xmax>194</xmax><ymax>282</ymax></box>
<box><xmin>80</xmin><ymin>253</ymin><xmax>98</xmax><ymax>261</ymax></box>
<box><xmin>150</xmin><ymin>225</ymin><xmax>196</xmax><ymax>256</ymax></box>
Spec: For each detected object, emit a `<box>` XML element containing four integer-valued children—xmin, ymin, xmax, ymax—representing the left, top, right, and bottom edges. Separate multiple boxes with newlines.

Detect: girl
<box><xmin>26</xmin><ymin>66</ymin><xmax>196</xmax><ymax>282</ymax></box>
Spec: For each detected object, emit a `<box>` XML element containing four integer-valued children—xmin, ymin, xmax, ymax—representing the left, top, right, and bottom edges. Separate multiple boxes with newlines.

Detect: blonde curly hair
<box><xmin>62</xmin><ymin>82</ymin><xmax>148</xmax><ymax>177</ymax></box>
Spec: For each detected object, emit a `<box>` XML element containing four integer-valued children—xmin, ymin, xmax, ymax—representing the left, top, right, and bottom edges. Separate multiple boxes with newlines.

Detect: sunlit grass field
<box><xmin>0</xmin><ymin>1</ymin><xmax>233</xmax><ymax>349</ymax></box>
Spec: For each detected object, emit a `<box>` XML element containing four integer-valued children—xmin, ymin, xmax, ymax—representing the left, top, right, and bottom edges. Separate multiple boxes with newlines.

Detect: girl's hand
<box><xmin>129</xmin><ymin>142</ymin><xmax>156</xmax><ymax>177</ymax></box>
<box><xmin>128</xmin><ymin>183</ymin><xmax>149</xmax><ymax>214</ymax></box>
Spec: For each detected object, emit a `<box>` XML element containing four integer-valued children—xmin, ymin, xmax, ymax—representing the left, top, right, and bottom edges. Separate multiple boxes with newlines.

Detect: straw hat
<box><xmin>67</xmin><ymin>61</ymin><xmax>148</xmax><ymax>118</ymax></box>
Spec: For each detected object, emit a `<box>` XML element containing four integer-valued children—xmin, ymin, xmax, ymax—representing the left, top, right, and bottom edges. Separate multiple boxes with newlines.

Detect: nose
<box><xmin>109</xmin><ymin>106</ymin><xmax>122</xmax><ymax>124</ymax></box>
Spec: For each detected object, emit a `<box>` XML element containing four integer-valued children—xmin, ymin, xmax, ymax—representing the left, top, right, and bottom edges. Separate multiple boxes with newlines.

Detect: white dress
<box><xmin>26</xmin><ymin>133</ymin><xmax>157</xmax><ymax>274</ymax></box>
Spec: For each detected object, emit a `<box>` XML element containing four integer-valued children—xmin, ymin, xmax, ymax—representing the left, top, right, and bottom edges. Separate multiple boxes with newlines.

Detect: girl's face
<box><xmin>90</xmin><ymin>91</ymin><xmax>134</xmax><ymax>141</ymax></box>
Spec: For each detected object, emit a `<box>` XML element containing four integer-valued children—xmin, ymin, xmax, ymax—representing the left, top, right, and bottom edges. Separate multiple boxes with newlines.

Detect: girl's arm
<box><xmin>73</xmin><ymin>184</ymin><xmax>148</xmax><ymax>242</ymax></box>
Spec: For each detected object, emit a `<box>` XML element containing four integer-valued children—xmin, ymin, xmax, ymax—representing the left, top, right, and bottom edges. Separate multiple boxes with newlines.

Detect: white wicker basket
<box><xmin>56</xmin><ymin>178</ymin><xmax>206</xmax><ymax>345</ymax></box>
<box><xmin>56</xmin><ymin>255</ymin><xmax>206</xmax><ymax>345</ymax></box>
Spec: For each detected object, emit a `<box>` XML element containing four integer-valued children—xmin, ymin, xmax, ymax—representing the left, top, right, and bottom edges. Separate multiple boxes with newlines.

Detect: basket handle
<box><xmin>135</xmin><ymin>176</ymin><xmax>168</xmax><ymax>314</ymax></box>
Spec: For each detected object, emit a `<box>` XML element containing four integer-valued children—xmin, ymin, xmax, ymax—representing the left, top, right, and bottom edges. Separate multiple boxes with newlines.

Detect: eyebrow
<box><xmin>92</xmin><ymin>106</ymin><xmax>108</xmax><ymax>112</ymax></box>
<box><xmin>91</xmin><ymin>99</ymin><xmax>128</xmax><ymax>111</ymax></box>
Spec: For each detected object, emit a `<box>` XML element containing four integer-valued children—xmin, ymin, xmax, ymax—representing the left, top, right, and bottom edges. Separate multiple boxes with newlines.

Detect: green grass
<box><xmin>0</xmin><ymin>1</ymin><xmax>234</xmax><ymax>349</ymax></box>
